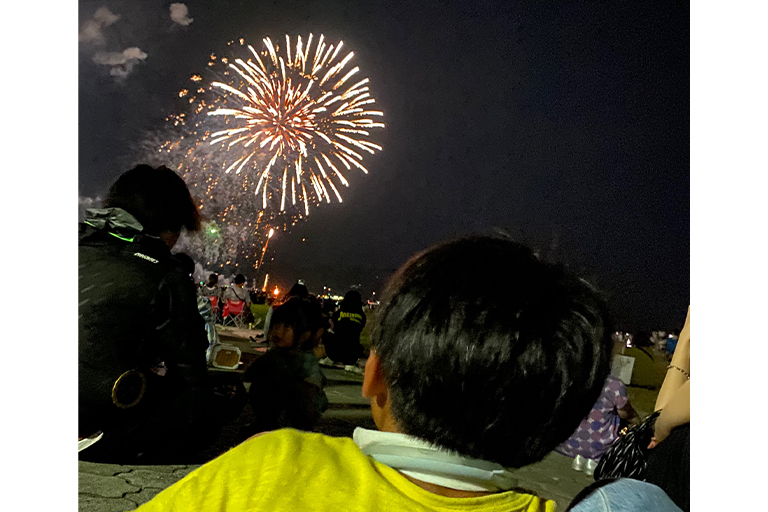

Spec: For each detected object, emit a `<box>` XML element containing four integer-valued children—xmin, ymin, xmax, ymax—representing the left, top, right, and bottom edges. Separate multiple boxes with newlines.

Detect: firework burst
<box><xmin>133</xmin><ymin>35</ymin><xmax>384</xmax><ymax>270</ymax></box>
<box><xmin>203</xmin><ymin>34</ymin><xmax>384</xmax><ymax>216</ymax></box>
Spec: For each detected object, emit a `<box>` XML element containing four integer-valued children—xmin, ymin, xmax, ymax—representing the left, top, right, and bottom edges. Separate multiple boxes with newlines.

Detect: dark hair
<box><xmin>340</xmin><ymin>290</ymin><xmax>364</xmax><ymax>314</ymax></box>
<box><xmin>372</xmin><ymin>236</ymin><xmax>613</xmax><ymax>468</ymax></box>
<box><xmin>287</xmin><ymin>283</ymin><xmax>309</xmax><ymax>299</ymax></box>
<box><xmin>103</xmin><ymin>164</ymin><xmax>201</xmax><ymax>235</ymax></box>
<box><xmin>207</xmin><ymin>273</ymin><xmax>218</xmax><ymax>286</ymax></box>
<box><xmin>307</xmin><ymin>294</ymin><xmax>322</xmax><ymax>311</ymax></box>
<box><xmin>270</xmin><ymin>298</ymin><xmax>323</xmax><ymax>348</ymax></box>
<box><xmin>632</xmin><ymin>331</ymin><xmax>653</xmax><ymax>348</ymax></box>
<box><xmin>234</xmin><ymin>274</ymin><xmax>246</xmax><ymax>285</ymax></box>
<box><xmin>171</xmin><ymin>252</ymin><xmax>195</xmax><ymax>276</ymax></box>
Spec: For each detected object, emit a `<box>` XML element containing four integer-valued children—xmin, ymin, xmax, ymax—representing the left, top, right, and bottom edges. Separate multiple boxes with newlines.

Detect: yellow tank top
<box><xmin>137</xmin><ymin>429</ymin><xmax>555</xmax><ymax>512</ymax></box>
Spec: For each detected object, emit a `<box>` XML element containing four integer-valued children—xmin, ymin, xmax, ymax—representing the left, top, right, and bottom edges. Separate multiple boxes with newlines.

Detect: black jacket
<box><xmin>332</xmin><ymin>303</ymin><xmax>366</xmax><ymax>341</ymax></box>
<box><xmin>78</xmin><ymin>208</ymin><xmax>209</xmax><ymax>437</ymax></box>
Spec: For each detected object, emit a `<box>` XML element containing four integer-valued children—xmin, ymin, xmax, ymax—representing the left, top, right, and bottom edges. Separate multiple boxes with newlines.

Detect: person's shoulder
<box><xmin>256</xmin><ymin>428</ymin><xmax>351</xmax><ymax>448</ymax></box>
<box><xmin>569</xmin><ymin>479</ymin><xmax>682</xmax><ymax>512</ymax></box>
<box><xmin>79</xmin><ymin>234</ymin><xmax>175</xmax><ymax>281</ymax></box>
<box><xmin>137</xmin><ymin>430</ymin><xmax>370</xmax><ymax>511</ymax></box>
<box><xmin>224</xmin><ymin>429</ymin><xmax>361</xmax><ymax>472</ymax></box>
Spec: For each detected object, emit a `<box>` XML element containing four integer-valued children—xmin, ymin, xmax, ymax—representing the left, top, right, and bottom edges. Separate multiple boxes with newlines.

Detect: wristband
<box><xmin>667</xmin><ymin>364</ymin><xmax>690</xmax><ymax>380</ymax></box>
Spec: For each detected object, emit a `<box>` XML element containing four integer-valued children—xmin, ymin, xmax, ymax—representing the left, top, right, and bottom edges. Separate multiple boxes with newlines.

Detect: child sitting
<box><xmin>556</xmin><ymin>374</ymin><xmax>639</xmax><ymax>475</ymax></box>
<box><xmin>242</xmin><ymin>297</ymin><xmax>328</xmax><ymax>433</ymax></box>
<box><xmin>138</xmin><ymin>236</ymin><xmax>618</xmax><ymax>512</ymax></box>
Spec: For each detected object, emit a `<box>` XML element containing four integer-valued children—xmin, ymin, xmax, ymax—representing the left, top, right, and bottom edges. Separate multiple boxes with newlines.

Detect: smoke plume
<box><xmin>92</xmin><ymin>47</ymin><xmax>148</xmax><ymax>79</ymax></box>
<box><xmin>170</xmin><ymin>3</ymin><xmax>194</xmax><ymax>26</ymax></box>
<box><xmin>79</xmin><ymin>6</ymin><xmax>120</xmax><ymax>45</ymax></box>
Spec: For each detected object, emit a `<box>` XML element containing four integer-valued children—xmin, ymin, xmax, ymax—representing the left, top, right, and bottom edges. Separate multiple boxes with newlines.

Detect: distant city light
<box><xmin>273</xmin><ymin>287</ymin><xmax>280</xmax><ymax>296</ymax></box>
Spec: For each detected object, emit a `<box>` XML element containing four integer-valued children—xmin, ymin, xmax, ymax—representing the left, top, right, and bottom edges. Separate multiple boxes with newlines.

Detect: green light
<box><xmin>210</xmin><ymin>229</ymin><xmax>217</xmax><ymax>233</ymax></box>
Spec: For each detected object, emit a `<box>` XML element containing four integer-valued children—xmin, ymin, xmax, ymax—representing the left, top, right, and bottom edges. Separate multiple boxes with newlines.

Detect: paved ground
<box><xmin>79</xmin><ymin>326</ymin><xmax>661</xmax><ymax>511</ymax></box>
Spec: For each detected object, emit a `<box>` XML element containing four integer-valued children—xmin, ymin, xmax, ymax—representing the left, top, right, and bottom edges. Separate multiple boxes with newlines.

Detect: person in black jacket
<box><xmin>323</xmin><ymin>290</ymin><xmax>367</xmax><ymax>373</ymax></box>
<box><xmin>78</xmin><ymin>164</ymin><xmax>216</xmax><ymax>464</ymax></box>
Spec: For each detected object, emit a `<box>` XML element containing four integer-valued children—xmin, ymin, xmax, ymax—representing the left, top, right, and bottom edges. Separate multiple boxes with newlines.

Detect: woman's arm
<box><xmin>655</xmin><ymin>306</ymin><xmax>690</xmax><ymax>411</ymax></box>
<box><xmin>650</xmin><ymin>380</ymin><xmax>690</xmax><ymax>447</ymax></box>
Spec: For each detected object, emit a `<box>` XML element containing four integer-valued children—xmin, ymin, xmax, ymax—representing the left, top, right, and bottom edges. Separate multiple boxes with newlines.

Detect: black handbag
<box><xmin>593</xmin><ymin>410</ymin><xmax>661</xmax><ymax>480</ymax></box>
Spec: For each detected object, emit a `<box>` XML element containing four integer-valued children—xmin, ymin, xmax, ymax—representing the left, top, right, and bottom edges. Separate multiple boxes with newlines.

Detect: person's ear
<box><xmin>362</xmin><ymin>350</ymin><xmax>387</xmax><ymax>399</ymax></box>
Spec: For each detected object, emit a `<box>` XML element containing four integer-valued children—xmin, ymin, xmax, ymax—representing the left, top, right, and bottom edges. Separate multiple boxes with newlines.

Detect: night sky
<box><xmin>78</xmin><ymin>0</ymin><xmax>690</xmax><ymax>331</ymax></box>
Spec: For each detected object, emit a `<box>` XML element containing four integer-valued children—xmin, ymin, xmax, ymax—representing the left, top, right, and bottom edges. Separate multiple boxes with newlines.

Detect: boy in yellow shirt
<box><xmin>138</xmin><ymin>236</ymin><xmax>615</xmax><ymax>512</ymax></box>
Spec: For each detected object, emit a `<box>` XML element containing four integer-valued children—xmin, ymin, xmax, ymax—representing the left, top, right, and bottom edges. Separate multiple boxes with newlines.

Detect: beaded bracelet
<box><xmin>667</xmin><ymin>364</ymin><xmax>690</xmax><ymax>380</ymax></box>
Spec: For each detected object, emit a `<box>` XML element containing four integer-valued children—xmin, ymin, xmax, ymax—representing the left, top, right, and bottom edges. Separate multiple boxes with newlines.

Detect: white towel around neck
<box><xmin>353</xmin><ymin>427</ymin><xmax>518</xmax><ymax>492</ymax></box>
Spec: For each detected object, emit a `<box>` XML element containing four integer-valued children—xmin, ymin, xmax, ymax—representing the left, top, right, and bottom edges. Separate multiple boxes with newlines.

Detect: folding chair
<box><xmin>222</xmin><ymin>299</ymin><xmax>247</xmax><ymax>328</ymax></box>
<box><xmin>208</xmin><ymin>296</ymin><xmax>220</xmax><ymax>321</ymax></box>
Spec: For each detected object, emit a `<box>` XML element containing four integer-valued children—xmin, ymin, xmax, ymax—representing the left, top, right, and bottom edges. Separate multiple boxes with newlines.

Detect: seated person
<box><xmin>173</xmin><ymin>254</ymin><xmax>221</xmax><ymax>363</ymax></box>
<box><xmin>79</xmin><ymin>164</ymin><xmax>216</xmax><ymax>464</ymax></box>
<box><xmin>242</xmin><ymin>297</ymin><xmax>328</xmax><ymax>434</ymax></box>
<box><xmin>556</xmin><ymin>374</ymin><xmax>639</xmax><ymax>476</ymax></box>
<box><xmin>323</xmin><ymin>290</ymin><xmax>367</xmax><ymax>373</ymax></box>
<box><xmin>623</xmin><ymin>331</ymin><xmax>667</xmax><ymax>389</ymax></box>
<box><xmin>261</xmin><ymin>282</ymin><xmax>309</xmax><ymax>338</ymax></box>
<box><xmin>566</xmin><ymin>478</ymin><xmax>682</xmax><ymax>511</ymax></box>
<box><xmin>222</xmin><ymin>273</ymin><xmax>252</xmax><ymax>307</ymax></box>
<box><xmin>137</xmin><ymin>236</ymin><xmax>617</xmax><ymax>511</ymax></box>
<box><xmin>665</xmin><ymin>330</ymin><xmax>680</xmax><ymax>357</ymax></box>
<box><xmin>200</xmin><ymin>273</ymin><xmax>221</xmax><ymax>300</ymax></box>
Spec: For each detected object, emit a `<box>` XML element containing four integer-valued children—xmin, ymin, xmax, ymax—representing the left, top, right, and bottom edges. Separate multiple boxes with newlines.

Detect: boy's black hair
<box><xmin>234</xmin><ymin>274</ymin><xmax>246</xmax><ymax>285</ymax></box>
<box><xmin>208</xmin><ymin>273</ymin><xmax>218</xmax><ymax>285</ymax></box>
<box><xmin>270</xmin><ymin>298</ymin><xmax>323</xmax><ymax>348</ymax></box>
<box><xmin>103</xmin><ymin>164</ymin><xmax>201</xmax><ymax>235</ymax></box>
<box><xmin>372</xmin><ymin>235</ymin><xmax>614</xmax><ymax>468</ymax></box>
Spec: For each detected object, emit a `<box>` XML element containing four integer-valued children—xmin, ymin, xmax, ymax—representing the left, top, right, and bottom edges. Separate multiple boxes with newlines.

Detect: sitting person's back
<box><xmin>324</xmin><ymin>289</ymin><xmax>367</xmax><ymax>369</ymax></box>
<box><xmin>200</xmin><ymin>273</ymin><xmax>221</xmax><ymax>299</ymax></box>
<box><xmin>556</xmin><ymin>374</ymin><xmax>638</xmax><ymax>475</ymax></box>
<box><xmin>137</xmin><ymin>235</ymin><xmax>616</xmax><ymax>511</ymax></box>
<box><xmin>223</xmin><ymin>274</ymin><xmax>251</xmax><ymax>305</ymax></box>
<box><xmin>79</xmin><ymin>165</ymin><xmax>213</xmax><ymax>464</ymax></box>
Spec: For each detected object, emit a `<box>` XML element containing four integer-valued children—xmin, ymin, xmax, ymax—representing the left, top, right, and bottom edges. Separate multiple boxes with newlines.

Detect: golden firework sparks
<box><xmin>205</xmin><ymin>34</ymin><xmax>385</xmax><ymax>214</ymax></box>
